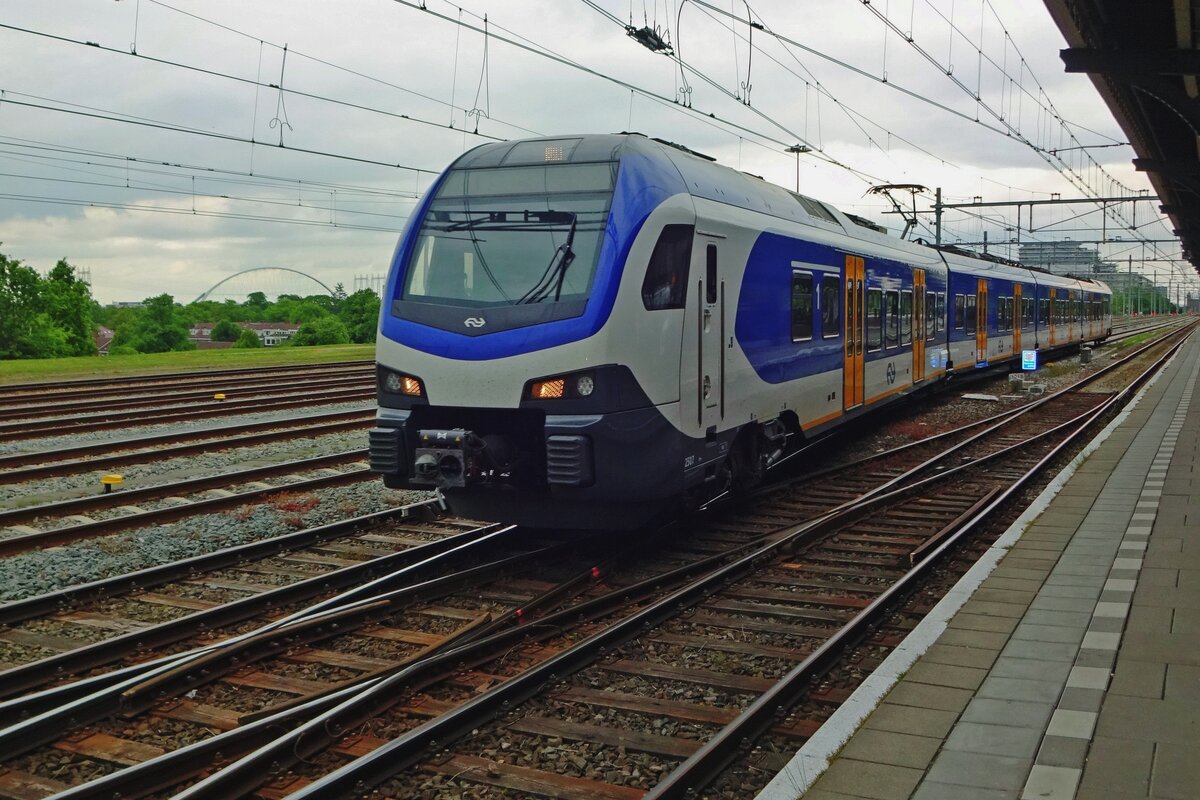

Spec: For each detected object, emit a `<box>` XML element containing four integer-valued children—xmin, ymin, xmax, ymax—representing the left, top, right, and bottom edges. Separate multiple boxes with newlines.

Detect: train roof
<box><xmin>451</xmin><ymin>134</ymin><xmax>1111</xmax><ymax>293</ymax></box>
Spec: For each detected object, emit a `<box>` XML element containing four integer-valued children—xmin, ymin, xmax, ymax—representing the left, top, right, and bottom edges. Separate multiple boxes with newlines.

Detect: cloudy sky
<box><xmin>1</xmin><ymin>0</ymin><xmax>1193</xmax><ymax>303</ymax></box>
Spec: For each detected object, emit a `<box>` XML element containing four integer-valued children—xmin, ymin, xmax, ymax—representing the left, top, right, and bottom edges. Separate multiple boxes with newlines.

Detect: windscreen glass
<box><xmin>403</xmin><ymin>163</ymin><xmax>615</xmax><ymax>307</ymax></box>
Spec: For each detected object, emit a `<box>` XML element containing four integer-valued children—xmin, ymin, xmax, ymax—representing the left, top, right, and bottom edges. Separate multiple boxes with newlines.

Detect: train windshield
<box><xmin>404</xmin><ymin>163</ymin><xmax>615</xmax><ymax>307</ymax></box>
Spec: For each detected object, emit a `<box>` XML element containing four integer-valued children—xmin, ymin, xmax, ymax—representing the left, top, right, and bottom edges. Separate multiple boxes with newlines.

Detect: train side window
<box><xmin>954</xmin><ymin>293</ymin><xmax>965</xmax><ymax>330</ymax></box>
<box><xmin>925</xmin><ymin>290</ymin><xmax>936</xmax><ymax>340</ymax></box>
<box><xmin>965</xmin><ymin>294</ymin><xmax>977</xmax><ymax>333</ymax></box>
<box><xmin>705</xmin><ymin>245</ymin><xmax>718</xmax><ymax>304</ymax></box>
<box><xmin>1103</xmin><ymin>297</ymin><xmax>1110</xmax><ymax>317</ymax></box>
<box><xmin>790</xmin><ymin>270</ymin><xmax>814</xmax><ymax>341</ymax></box>
<box><xmin>821</xmin><ymin>276</ymin><xmax>840</xmax><ymax>338</ymax></box>
<box><xmin>900</xmin><ymin>290</ymin><xmax>913</xmax><ymax>345</ymax></box>
<box><xmin>885</xmin><ymin>290</ymin><xmax>900</xmax><ymax>348</ymax></box>
<box><xmin>641</xmin><ymin>224</ymin><xmax>694</xmax><ymax>310</ymax></box>
<box><xmin>866</xmin><ymin>288</ymin><xmax>883</xmax><ymax>351</ymax></box>
<box><xmin>936</xmin><ymin>292</ymin><xmax>946</xmax><ymax>333</ymax></box>
<box><xmin>1023</xmin><ymin>297</ymin><xmax>1033</xmax><ymax>328</ymax></box>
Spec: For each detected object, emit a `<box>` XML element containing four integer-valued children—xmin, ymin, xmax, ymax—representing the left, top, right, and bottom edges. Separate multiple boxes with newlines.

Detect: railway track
<box><xmin>0</xmin><ymin>451</ymin><xmax>374</xmax><ymax>557</ymax></box>
<box><xmin>0</xmin><ymin>372</ymin><xmax>374</xmax><ymax>423</ymax></box>
<box><xmin>0</xmin><ymin>360</ymin><xmax>373</xmax><ymax>400</ymax></box>
<box><xmin>0</xmin><ymin>409</ymin><xmax>373</xmax><ymax>481</ymax></box>
<box><xmin>0</xmin><ymin>323</ymin><xmax>1188</xmax><ymax>799</ymax></box>
<box><xmin>0</xmin><ymin>383</ymin><xmax>374</xmax><ymax>443</ymax></box>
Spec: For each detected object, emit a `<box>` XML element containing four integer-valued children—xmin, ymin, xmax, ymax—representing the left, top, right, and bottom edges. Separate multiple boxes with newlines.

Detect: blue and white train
<box><xmin>369</xmin><ymin>133</ymin><xmax>1111</xmax><ymax>527</ymax></box>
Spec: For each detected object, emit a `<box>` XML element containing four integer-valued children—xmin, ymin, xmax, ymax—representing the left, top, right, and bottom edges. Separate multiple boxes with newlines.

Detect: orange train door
<box><xmin>1013</xmin><ymin>284</ymin><xmax>1022</xmax><ymax>356</ymax></box>
<box><xmin>1048</xmin><ymin>289</ymin><xmax>1057</xmax><ymax>347</ymax></box>
<box><xmin>843</xmin><ymin>255</ymin><xmax>865</xmax><ymax>409</ymax></box>
<box><xmin>976</xmin><ymin>278</ymin><xmax>988</xmax><ymax>363</ymax></box>
<box><xmin>913</xmin><ymin>269</ymin><xmax>926</xmax><ymax>382</ymax></box>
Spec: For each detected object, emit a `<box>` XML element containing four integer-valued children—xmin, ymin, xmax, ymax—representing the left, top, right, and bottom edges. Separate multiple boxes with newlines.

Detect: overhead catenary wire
<box><xmin>143</xmin><ymin>0</ymin><xmax>542</xmax><ymax>137</ymax></box>
<box><xmin>0</xmin><ymin>22</ymin><xmax>512</xmax><ymax>144</ymax></box>
<box><xmin>0</xmin><ymin>91</ymin><xmax>442</xmax><ymax>176</ymax></box>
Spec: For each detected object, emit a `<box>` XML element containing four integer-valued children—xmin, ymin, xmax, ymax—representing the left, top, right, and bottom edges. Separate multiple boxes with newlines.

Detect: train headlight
<box><xmin>526</xmin><ymin>370</ymin><xmax>596</xmax><ymax>401</ymax></box>
<box><xmin>531</xmin><ymin>378</ymin><xmax>566</xmax><ymax>399</ymax></box>
<box><xmin>385</xmin><ymin>371</ymin><xmax>423</xmax><ymax>397</ymax></box>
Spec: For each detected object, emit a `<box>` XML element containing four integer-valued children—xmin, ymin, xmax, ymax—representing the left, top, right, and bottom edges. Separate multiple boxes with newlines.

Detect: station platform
<box><xmin>758</xmin><ymin>331</ymin><xmax>1200</xmax><ymax>800</ymax></box>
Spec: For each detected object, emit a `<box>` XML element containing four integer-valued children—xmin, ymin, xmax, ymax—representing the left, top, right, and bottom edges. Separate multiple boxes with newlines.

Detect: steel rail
<box><xmin>0</xmin><ymin>467</ymin><xmax>372</xmax><ymax>557</ymax></box>
<box><xmin>0</xmin><ymin>409</ymin><xmax>372</xmax><ymax>479</ymax></box>
<box><xmin>0</xmin><ymin>364</ymin><xmax>371</xmax><ymax>405</ymax></box>
<box><xmin>0</xmin><ymin>389</ymin><xmax>374</xmax><ymax>443</ymax></box>
<box><xmin>0</xmin><ymin>382</ymin><xmax>372</xmax><ymax>436</ymax></box>
<box><xmin>0</xmin><ymin>499</ymin><xmax>440</xmax><ymax>628</ymax></box>
<box><xmin>0</xmin><ymin>449</ymin><xmax>368</xmax><ymax>527</ymax></box>
<box><xmin>0</xmin><ymin>521</ymin><xmax>515</xmax><ymax>736</ymax></box>
<box><xmin>0</xmin><ymin>359</ymin><xmax>373</xmax><ymax>395</ymax></box>
<box><xmin>643</xmin><ymin>330</ymin><xmax>1192</xmax><ymax>799</ymax></box>
<box><xmin>44</xmin><ymin>538</ymin><xmax>734</xmax><ymax>800</ymax></box>
<box><xmin>0</xmin><ymin>373</ymin><xmax>373</xmax><ymax>421</ymax></box>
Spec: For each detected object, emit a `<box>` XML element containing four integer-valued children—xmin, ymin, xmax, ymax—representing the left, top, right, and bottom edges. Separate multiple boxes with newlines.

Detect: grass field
<box><xmin>0</xmin><ymin>344</ymin><xmax>376</xmax><ymax>385</ymax></box>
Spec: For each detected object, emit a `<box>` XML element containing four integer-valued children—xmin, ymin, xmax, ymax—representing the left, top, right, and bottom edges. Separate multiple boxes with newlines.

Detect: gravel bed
<box><xmin>89</xmin><ymin>597</ymin><xmax>193</xmax><ymax>625</ymax></box>
<box><xmin>7</xmin><ymin>749</ymin><xmax>114</xmax><ymax>787</ymax></box>
<box><xmin>0</xmin><ymin>639</ymin><xmax>57</xmax><ymax>665</ymax></box>
<box><xmin>0</xmin><ymin>401</ymin><xmax>373</xmax><ymax>458</ymax></box>
<box><xmin>0</xmin><ymin>481</ymin><xmax>430</xmax><ymax>601</ymax></box>
<box><xmin>270</xmin><ymin>660</ymin><xmax>361</xmax><ymax>684</ymax></box>
<box><xmin>13</xmin><ymin>618</ymin><xmax>114</xmax><ymax>643</ymax></box>
<box><xmin>335</xmin><ymin>633</ymin><xmax>422</xmax><ymax>661</ymax></box>
<box><xmin>94</xmin><ymin>715</ymin><xmax>216</xmax><ymax>749</ymax></box>
<box><xmin>0</xmin><ymin>429</ymin><xmax>369</xmax><ymax>507</ymax></box>
<box><xmin>188</xmin><ymin>681</ymin><xmax>291</xmax><ymax>714</ymax></box>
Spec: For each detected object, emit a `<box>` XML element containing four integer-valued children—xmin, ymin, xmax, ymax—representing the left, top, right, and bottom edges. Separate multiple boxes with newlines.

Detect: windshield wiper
<box><xmin>440</xmin><ymin>209</ymin><xmax>575</xmax><ymax>233</ymax></box>
<box><xmin>518</xmin><ymin>214</ymin><xmax>579</xmax><ymax>304</ymax></box>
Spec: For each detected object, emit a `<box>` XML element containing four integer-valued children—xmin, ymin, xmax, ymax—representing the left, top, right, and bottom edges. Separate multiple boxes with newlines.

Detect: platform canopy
<box><xmin>1045</xmin><ymin>0</ymin><xmax>1200</xmax><ymax>276</ymax></box>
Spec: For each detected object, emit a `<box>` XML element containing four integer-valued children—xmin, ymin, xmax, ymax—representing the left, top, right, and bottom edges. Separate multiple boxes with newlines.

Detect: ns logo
<box><xmin>463</xmin><ymin>317</ymin><xmax>487</xmax><ymax>328</ymax></box>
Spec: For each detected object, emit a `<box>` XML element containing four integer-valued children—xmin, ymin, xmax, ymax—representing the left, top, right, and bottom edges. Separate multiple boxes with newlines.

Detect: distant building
<box><xmin>1018</xmin><ymin>241</ymin><xmax>1101</xmax><ymax>276</ymax></box>
<box><xmin>109</xmin><ymin>301</ymin><xmax>145</xmax><ymax>308</ymax></box>
<box><xmin>189</xmin><ymin>322</ymin><xmax>300</xmax><ymax>347</ymax></box>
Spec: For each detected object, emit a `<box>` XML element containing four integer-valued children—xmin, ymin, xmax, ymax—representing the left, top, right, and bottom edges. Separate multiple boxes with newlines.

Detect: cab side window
<box><xmin>641</xmin><ymin>225</ymin><xmax>694</xmax><ymax>310</ymax></box>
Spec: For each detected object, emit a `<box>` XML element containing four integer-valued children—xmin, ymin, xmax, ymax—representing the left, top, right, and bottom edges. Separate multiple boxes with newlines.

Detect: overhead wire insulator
<box><xmin>625</xmin><ymin>25</ymin><xmax>673</xmax><ymax>55</ymax></box>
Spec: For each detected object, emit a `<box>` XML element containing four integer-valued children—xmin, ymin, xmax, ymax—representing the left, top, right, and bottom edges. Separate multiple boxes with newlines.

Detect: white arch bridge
<box><xmin>193</xmin><ymin>267</ymin><xmax>335</xmax><ymax>303</ymax></box>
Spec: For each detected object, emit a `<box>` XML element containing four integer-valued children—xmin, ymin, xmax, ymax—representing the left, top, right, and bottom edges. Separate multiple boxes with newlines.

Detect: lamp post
<box><xmin>785</xmin><ymin>144</ymin><xmax>811</xmax><ymax>192</ymax></box>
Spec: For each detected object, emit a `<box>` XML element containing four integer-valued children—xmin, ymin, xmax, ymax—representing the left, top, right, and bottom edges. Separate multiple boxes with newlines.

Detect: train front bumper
<box><xmin>368</xmin><ymin>404</ymin><xmax>687</xmax><ymax>527</ymax></box>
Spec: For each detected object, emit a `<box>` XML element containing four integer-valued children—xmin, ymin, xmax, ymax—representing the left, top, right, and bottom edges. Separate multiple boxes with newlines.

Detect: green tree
<box><xmin>42</xmin><ymin>259</ymin><xmax>97</xmax><ymax>356</ymax></box>
<box><xmin>112</xmin><ymin>294</ymin><xmax>195</xmax><ymax>353</ymax></box>
<box><xmin>0</xmin><ymin>249</ymin><xmax>43</xmax><ymax>358</ymax></box>
<box><xmin>211</xmin><ymin>320</ymin><xmax>241</xmax><ymax>341</ymax></box>
<box><xmin>338</xmin><ymin>288</ymin><xmax>380</xmax><ymax>343</ymax></box>
<box><xmin>246</xmin><ymin>291</ymin><xmax>269</xmax><ymax>310</ymax></box>
<box><xmin>234</xmin><ymin>327</ymin><xmax>263</xmax><ymax>348</ymax></box>
<box><xmin>291</xmin><ymin>315</ymin><xmax>350</xmax><ymax>346</ymax></box>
